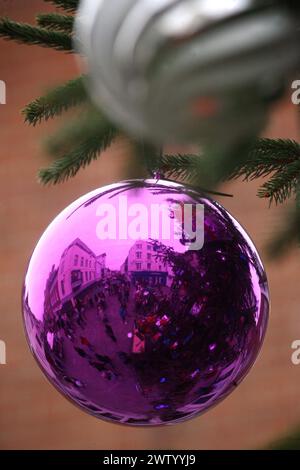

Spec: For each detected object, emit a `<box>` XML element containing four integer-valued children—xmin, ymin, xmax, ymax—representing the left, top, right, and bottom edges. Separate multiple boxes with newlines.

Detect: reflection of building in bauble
<box><xmin>121</xmin><ymin>240</ymin><xmax>173</xmax><ymax>286</ymax></box>
<box><xmin>44</xmin><ymin>265</ymin><xmax>61</xmax><ymax>319</ymax></box>
<box><xmin>57</xmin><ymin>238</ymin><xmax>106</xmax><ymax>298</ymax></box>
<box><xmin>96</xmin><ymin>253</ymin><xmax>107</xmax><ymax>279</ymax></box>
<box><xmin>43</xmin><ymin>238</ymin><xmax>107</xmax><ymax>318</ymax></box>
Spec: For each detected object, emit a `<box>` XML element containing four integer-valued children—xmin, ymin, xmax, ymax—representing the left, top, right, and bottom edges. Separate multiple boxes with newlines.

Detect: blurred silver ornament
<box><xmin>75</xmin><ymin>0</ymin><xmax>300</xmax><ymax>145</ymax></box>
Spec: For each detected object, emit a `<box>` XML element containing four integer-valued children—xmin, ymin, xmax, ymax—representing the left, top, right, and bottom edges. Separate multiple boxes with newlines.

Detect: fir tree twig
<box><xmin>157</xmin><ymin>153</ymin><xmax>232</xmax><ymax>197</ymax></box>
<box><xmin>134</xmin><ymin>141</ymin><xmax>161</xmax><ymax>175</ymax></box>
<box><xmin>230</xmin><ymin>138</ymin><xmax>300</xmax><ymax>205</ymax></box>
<box><xmin>43</xmin><ymin>0</ymin><xmax>79</xmax><ymax>13</ymax></box>
<box><xmin>0</xmin><ymin>17</ymin><xmax>73</xmax><ymax>52</ymax></box>
<box><xmin>23</xmin><ymin>76</ymin><xmax>87</xmax><ymax>126</ymax></box>
<box><xmin>44</xmin><ymin>106</ymin><xmax>107</xmax><ymax>156</ymax></box>
<box><xmin>159</xmin><ymin>153</ymin><xmax>200</xmax><ymax>180</ymax></box>
<box><xmin>36</xmin><ymin>13</ymin><xmax>74</xmax><ymax>33</ymax></box>
<box><xmin>230</xmin><ymin>139</ymin><xmax>300</xmax><ymax>180</ymax></box>
<box><xmin>39</xmin><ymin>110</ymin><xmax>117</xmax><ymax>184</ymax></box>
<box><xmin>258</xmin><ymin>160</ymin><xmax>300</xmax><ymax>204</ymax></box>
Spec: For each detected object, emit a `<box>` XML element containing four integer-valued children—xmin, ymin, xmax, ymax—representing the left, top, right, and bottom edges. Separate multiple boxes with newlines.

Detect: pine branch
<box><xmin>39</xmin><ymin>111</ymin><xmax>117</xmax><ymax>184</ymax></box>
<box><xmin>159</xmin><ymin>137</ymin><xmax>256</xmax><ymax>188</ymax></box>
<box><xmin>39</xmin><ymin>130</ymin><xmax>116</xmax><ymax>184</ymax></box>
<box><xmin>258</xmin><ymin>160</ymin><xmax>300</xmax><ymax>204</ymax></box>
<box><xmin>156</xmin><ymin>153</ymin><xmax>232</xmax><ymax>197</ymax></box>
<box><xmin>43</xmin><ymin>0</ymin><xmax>79</xmax><ymax>13</ymax></box>
<box><xmin>149</xmin><ymin>140</ymin><xmax>300</xmax><ymax>206</ymax></box>
<box><xmin>231</xmin><ymin>139</ymin><xmax>300</xmax><ymax>180</ymax></box>
<box><xmin>180</xmin><ymin>136</ymin><xmax>261</xmax><ymax>189</ymax></box>
<box><xmin>230</xmin><ymin>138</ymin><xmax>300</xmax><ymax>205</ymax></box>
<box><xmin>134</xmin><ymin>141</ymin><xmax>161</xmax><ymax>175</ymax></box>
<box><xmin>23</xmin><ymin>76</ymin><xmax>87</xmax><ymax>126</ymax></box>
<box><xmin>0</xmin><ymin>18</ymin><xmax>73</xmax><ymax>52</ymax></box>
<box><xmin>36</xmin><ymin>13</ymin><xmax>74</xmax><ymax>33</ymax></box>
<box><xmin>44</xmin><ymin>107</ymin><xmax>105</xmax><ymax>156</ymax></box>
<box><xmin>159</xmin><ymin>153</ymin><xmax>200</xmax><ymax>180</ymax></box>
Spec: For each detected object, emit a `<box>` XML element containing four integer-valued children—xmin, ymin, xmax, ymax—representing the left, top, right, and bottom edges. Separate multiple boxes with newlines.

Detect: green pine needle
<box><xmin>258</xmin><ymin>160</ymin><xmax>300</xmax><ymax>205</ymax></box>
<box><xmin>43</xmin><ymin>0</ymin><xmax>79</xmax><ymax>13</ymax></box>
<box><xmin>23</xmin><ymin>76</ymin><xmax>87</xmax><ymax>126</ymax></box>
<box><xmin>231</xmin><ymin>138</ymin><xmax>300</xmax><ymax>205</ymax></box>
<box><xmin>44</xmin><ymin>106</ymin><xmax>107</xmax><ymax>156</ymax></box>
<box><xmin>39</xmin><ymin>130</ymin><xmax>116</xmax><ymax>184</ymax></box>
<box><xmin>159</xmin><ymin>153</ymin><xmax>200</xmax><ymax>181</ymax></box>
<box><xmin>157</xmin><ymin>153</ymin><xmax>232</xmax><ymax>197</ymax></box>
<box><xmin>134</xmin><ymin>142</ymin><xmax>161</xmax><ymax>175</ymax></box>
<box><xmin>231</xmin><ymin>138</ymin><xmax>300</xmax><ymax>180</ymax></box>
<box><xmin>0</xmin><ymin>17</ymin><xmax>73</xmax><ymax>51</ymax></box>
<box><xmin>36</xmin><ymin>13</ymin><xmax>74</xmax><ymax>33</ymax></box>
<box><xmin>39</xmin><ymin>110</ymin><xmax>117</xmax><ymax>184</ymax></box>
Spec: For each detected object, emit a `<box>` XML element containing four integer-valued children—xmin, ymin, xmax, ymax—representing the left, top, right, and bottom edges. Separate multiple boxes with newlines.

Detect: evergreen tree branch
<box><xmin>189</xmin><ymin>136</ymin><xmax>261</xmax><ymax>189</ymax></box>
<box><xmin>258</xmin><ymin>160</ymin><xmax>300</xmax><ymax>204</ymax></box>
<box><xmin>39</xmin><ymin>130</ymin><xmax>116</xmax><ymax>184</ymax></box>
<box><xmin>36</xmin><ymin>13</ymin><xmax>74</xmax><ymax>33</ymax></box>
<box><xmin>134</xmin><ymin>141</ymin><xmax>161</xmax><ymax>175</ymax></box>
<box><xmin>159</xmin><ymin>153</ymin><xmax>200</xmax><ymax>180</ymax></box>
<box><xmin>0</xmin><ymin>18</ymin><xmax>73</xmax><ymax>52</ymax></box>
<box><xmin>230</xmin><ymin>139</ymin><xmax>300</xmax><ymax>180</ymax></box>
<box><xmin>230</xmin><ymin>138</ymin><xmax>300</xmax><ymax>205</ymax></box>
<box><xmin>23</xmin><ymin>76</ymin><xmax>87</xmax><ymax>126</ymax></box>
<box><xmin>155</xmin><ymin>140</ymin><xmax>300</xmax><ymax>206</ymax></box>
<box><xmin>39</xmin><ymin>110</ymin><xmax>118</xmax><ymax>184</ymax></box>
<box><xmin>44</xmin><ymin>106</ymin><xmax>107</xmax><ymax>156</ymax></box>
<box><xmin>43</xmin><ymin>0</ymin><xmax>79</xmax><ymax>13</ymax></box>
<box><xmin>157</xmin><ymin>153</ymin><xmax>232</xmax><ymax>197</ymax></box>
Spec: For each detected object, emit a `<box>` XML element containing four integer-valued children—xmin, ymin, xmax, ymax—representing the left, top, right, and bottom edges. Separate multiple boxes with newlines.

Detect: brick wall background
<box><xmin>0</xmin><ymin>0</ymin><xmax>299</xmax><ymax>450</ymax></box>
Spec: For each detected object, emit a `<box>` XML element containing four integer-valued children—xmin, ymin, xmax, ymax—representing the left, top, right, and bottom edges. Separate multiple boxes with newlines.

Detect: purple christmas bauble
<box><xmin>22</xmin><ymin>179</ymin><xmax>269</xmax><ymax>425</ymax></box>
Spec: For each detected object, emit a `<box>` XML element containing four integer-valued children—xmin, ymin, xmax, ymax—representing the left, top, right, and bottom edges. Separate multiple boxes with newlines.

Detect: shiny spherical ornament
<box><xmin>76</xmin><ymin>0</ymin><xmax>300</xmax><ymax>144</ymax></box>
<box><xmin>23</xmin><ymin>180</ymin><xmax>269</xmax><ymax>425</ymax></box>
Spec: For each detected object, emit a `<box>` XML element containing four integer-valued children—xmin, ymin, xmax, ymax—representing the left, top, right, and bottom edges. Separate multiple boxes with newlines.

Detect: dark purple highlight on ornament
<box><xmin>22</xmin><ymin>179</ymin><xmax>269</xmax><ymax>426</ymax></box>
